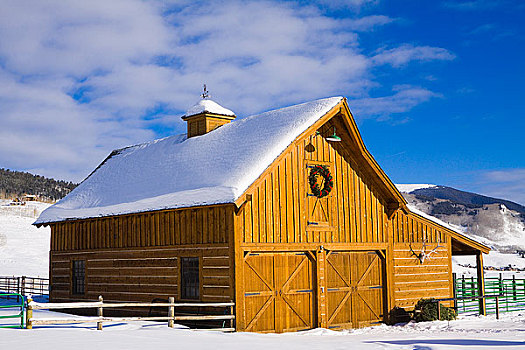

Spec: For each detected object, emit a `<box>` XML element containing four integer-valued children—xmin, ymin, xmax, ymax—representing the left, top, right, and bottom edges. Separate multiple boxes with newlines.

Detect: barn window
<box><xmin>72</xmin><ymin>260</ymin><xmax>85</xmax><ymax>295</ymax></box>
<box><xmin>181</xmin><ymin>257</ymin><xmax>200</xmax><ymax>300</ymax></box>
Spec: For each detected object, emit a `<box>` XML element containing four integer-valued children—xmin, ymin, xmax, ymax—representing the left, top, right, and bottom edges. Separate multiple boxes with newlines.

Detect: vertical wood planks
<box><xmin>50</xmin><ymin>205</ymin><xmax>235</xmax><ymax>251</ymax></box>
<box><xmin>234</xmin><ymin>115</ymin><xmax>407</xmax><ymax>246</ymax></box>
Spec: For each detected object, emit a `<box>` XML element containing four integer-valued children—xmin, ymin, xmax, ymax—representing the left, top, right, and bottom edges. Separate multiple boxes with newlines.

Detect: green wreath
<box><xmin>308</xmin><ymin>165</ymin><xmax>333</xmax><ymax>198</ymax></box>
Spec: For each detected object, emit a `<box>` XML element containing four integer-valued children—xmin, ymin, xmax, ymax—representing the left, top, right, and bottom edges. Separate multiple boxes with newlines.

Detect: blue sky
<box><xmin>0</xmin><ymin>0</ymin><xmax>523</xmax><ymax>204</ymax></box>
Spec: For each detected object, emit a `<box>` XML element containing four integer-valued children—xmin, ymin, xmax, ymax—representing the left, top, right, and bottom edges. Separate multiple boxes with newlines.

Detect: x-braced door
<box><xmin>242</xmin><ymin>252</ymin><xmax>316</xmax><ymax>332</ymax></box>
<box><xmin>324</xmin><ymin>251</ymin><xmax>384</xmax><ymax>329</ymax></box>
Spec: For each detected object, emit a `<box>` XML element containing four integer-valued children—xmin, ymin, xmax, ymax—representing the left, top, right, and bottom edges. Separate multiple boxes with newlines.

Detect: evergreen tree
<box><xmin>0</xmin><ymin>168</ymin><xmax>77</xmax><ymax>201</ymax></box>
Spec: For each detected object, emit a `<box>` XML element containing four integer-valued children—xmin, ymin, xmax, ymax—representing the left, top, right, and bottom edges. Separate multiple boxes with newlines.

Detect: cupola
<box><xmin>182</xmin><ymin>86</ymin><xmax>236</xmax><ymax>138</ymax></box>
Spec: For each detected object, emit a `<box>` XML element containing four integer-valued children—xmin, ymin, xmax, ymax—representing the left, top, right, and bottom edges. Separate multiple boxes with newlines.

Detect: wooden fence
<box><xmin>454</xmin><ymin>274</ymin><xmax>525</xmax><ymax>315</ymax></box>
<box><xmin>27</xmin><ymin>296</ymin><xmax>235</xmax><ymax>331</ymax></box>
<box><xmin>0</xmin><ymin>276</ymin><xmax>49</xmax><ymax>297</ymax></box>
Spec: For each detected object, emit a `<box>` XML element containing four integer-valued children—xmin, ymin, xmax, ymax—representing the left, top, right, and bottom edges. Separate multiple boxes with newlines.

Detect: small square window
<box><xmin>72</xmin><ymin>260</ymin><xmax>85</xmax><ymax>295</ymax></box>
<box><xmin>181</xmin><ymin>257</ymin><xmax>199</xmax><ymax>300</ymax></box>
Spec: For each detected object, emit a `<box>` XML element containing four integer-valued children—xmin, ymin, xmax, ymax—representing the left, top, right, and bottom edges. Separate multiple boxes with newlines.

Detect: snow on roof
<box><xmin>407</xmin><ymin>204</ymin><xmax>466</xmax><ymax>234</ymax></box>
<box><xmin>408</xmin><ymin>204</ymin><xmax>491</xmax><ymax>252</ymax></box>
<box><xmin>36</xmin><ymin>97</ymin><xmax>343</xmax><ymax>224</ymax></box>
<box><xmin>184</xmin><ymin>99</ymin><xmax>235</xmax><ymax>117</ymax></box>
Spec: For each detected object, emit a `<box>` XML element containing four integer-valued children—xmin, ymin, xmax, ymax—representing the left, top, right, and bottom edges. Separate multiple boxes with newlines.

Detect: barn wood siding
<box><xmin>237</xmin><ymin>116</ymin><xmax>389</xmax><ymax>245</ymax></box>
<box><xmin>49</xmin><ymin>245</ymin><xmax>233</xmax><ymax>303</ymax></box>
<box><xmin>391</xmin><ymin>211</ymin><xmax>453</xmax><ymax>309</ymax></box>
<box><xmin>50</xmin><ymin>205</ymin><xmax>234</xmax><ymax>251</ymax></box>
<box><xmin>49</xmin><ymin>205</ymin><xmax>235</xmax><ymax>303</ymax></box>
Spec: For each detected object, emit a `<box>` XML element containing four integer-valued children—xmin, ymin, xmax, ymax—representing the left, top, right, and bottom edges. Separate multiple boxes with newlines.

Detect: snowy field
<box><xmin>1</xmin><ymin>200</ymin><xmax>525</xmax><ymax>348</ymax></box>
<box><xmin>0</xmin><ymin>201</ymin><xmax>51</xmax><ymax>277</ymax></box>
<box><xmin>0</xmin><ymin>308</ymin><xmax>524</xmax><ymax>350</ymax></box>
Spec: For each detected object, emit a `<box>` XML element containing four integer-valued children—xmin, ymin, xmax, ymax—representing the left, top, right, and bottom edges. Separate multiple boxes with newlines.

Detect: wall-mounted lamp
<box><xmin>317</xmin><ymin>126</ymin><xmax>341</xmax><ymax>142</ymax></box>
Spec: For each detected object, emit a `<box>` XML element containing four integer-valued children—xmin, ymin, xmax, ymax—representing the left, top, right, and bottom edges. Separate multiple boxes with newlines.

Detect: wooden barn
<box><xmin>35</xmin><ymin>96</ymin><xmax>489</xmax><ymax>332</ymax></box>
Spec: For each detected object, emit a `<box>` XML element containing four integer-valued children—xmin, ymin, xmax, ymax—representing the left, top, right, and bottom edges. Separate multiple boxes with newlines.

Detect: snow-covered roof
<box><xmin>407</xmin><ymin>204</ymin><xmax>466</xmax><ymax>234</ymax></box>
<box><xmin>35</xmin><ymin>97</ymin><xmax>343</xmax><ymax>224</ymax></box>
<box><xmin>184</xmin><ymin>99</ymin><xmax>235</xmax><ymax>118</ymax></box>
<box><xmin>408</xmin><ymin>204</ymin><xmax>490</xmax><ymax>253</ymax></box>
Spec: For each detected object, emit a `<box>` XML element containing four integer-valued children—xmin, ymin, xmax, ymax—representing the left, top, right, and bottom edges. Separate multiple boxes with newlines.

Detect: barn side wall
<box><xmin>390</xmin><ymin>211</ymin><xmax>453</xmax><ymax>309</ymax></box>
<box><xmin>49</xmin><ymin>204</ymin><xmax>235</xmax><ymax>303</ymax></box>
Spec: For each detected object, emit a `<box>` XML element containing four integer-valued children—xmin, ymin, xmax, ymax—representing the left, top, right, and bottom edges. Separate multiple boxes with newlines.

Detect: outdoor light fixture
<box><xmin>317</xmin><ymin>127</ymin><xmax>341</xmax><ymax>142</ymax></box>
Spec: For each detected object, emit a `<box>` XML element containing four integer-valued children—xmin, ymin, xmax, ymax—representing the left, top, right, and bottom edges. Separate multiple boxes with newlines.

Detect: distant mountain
<box><xmin>410</xmin><ymin>185</ymin><xmax>525</xmax><ymax>216</ymax></box>
<box><xmin>397</xmin><ymin>184</ymin><xmax>525</xmax><ymax>253</ymax></box>
<box><xmin>0</xmin><ymin>168</ymin><xmax>77</xmax><ymax>202</ymax></box>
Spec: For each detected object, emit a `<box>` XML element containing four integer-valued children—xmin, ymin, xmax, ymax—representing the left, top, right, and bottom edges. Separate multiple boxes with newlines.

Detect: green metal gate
<box><xmin>0</xmin><ymin>293</ymin><xmax>25</xmax><ymax>328</ymax></box>
<box><xmin>454</xmin><ymin>274</ymin><xmax>525</xmax><ymax>315</ymax></box>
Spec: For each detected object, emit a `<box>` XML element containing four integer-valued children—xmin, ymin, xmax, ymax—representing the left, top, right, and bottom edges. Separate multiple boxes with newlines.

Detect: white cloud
<box><xmin>372</xmin><ymin>44</ymin><xmax>455</xmax><ymax>67</ymax></box>
<box><xmin>442</xmin><ymin>0</ymin><xmax>500</xmax><ymax>11</ymax></box>
<box><xmin>298</xmin><ymin>0</ymin><xmax>379</xmax><ymax>11</ymax></box>
<box><xmin>0</xmin><ymin>0</ymin><xmax>453</xmax><ymax>182</ymax></box>
<box><xmin>349</xmin><ymin>85</ymin><xmax>440</xmax><ymax>120</ymax></box>
<box><xmin>476</xmin><ymin>169</ymin><xmax>525</xmax><ymax>205</ymax></box>
<box><xmin>346</xmin><ymin>15</ymin><xmax>395</xmax><ymax>31</ymax></box>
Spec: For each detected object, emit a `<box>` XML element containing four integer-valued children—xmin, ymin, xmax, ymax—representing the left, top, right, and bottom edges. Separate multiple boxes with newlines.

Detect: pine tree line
<box><xmin>0</xmin><ymin>168</ymin><xmax>77</xmax><ymax>202</ymax></box>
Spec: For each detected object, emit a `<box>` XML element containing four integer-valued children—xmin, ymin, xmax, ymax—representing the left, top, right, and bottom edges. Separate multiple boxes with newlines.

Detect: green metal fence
<box><xmin>0</xmin><ymin>293</ymin><xmax>25</xmax><ymax>328</ymax></box>
<box><xmin>454</xmin><ymin>274</ymin><xmax>525</xmax><ymax>315</ymax></box>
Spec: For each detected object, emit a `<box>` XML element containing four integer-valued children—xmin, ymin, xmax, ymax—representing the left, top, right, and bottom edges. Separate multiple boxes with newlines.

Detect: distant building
<box><xmin>35</xmin><ymin>96</ymin><xmax>489</xmax><ymax>332</ymax></box>
<box><xmin>23</xmin><ymin>194</ymin><xmax>38</xmax><ymax>202</ymax></box>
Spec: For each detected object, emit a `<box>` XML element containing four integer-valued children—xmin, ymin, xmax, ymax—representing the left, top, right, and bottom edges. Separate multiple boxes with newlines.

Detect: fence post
<box><xmin>452</xmin><ymin>273</ymin><xmax>458</xmax><ymax>313</ymax></box>
<box><xmin>97</xmin><ymin>295</ymin><xmax>103</xmax><ymax>330</ymax></box>
<box><xmin>436</xmin><ymin>300</ymin><xmax>441</xmax><ymax>320</ymax></box>
<box><xmin>16</xmin><ymin>277</ymin><xmax>20</xmax><ymax>302</ymax></box>
<box><xmin>21</xmin><ymin>276</ymin><xmax>25</xmax><ymax>297</ymax></box>
<box><xmin>230</xmin><ymin>300</ymin><xmax>234</xmax><ymax>330</ymax></box>
<box><xmin>512</xmin><ymin>275</ymin><xmax>517</xmax><ymax>301</ymax></box>
<box><xmin>26</xmin><ymin>297</ymin><xmax>33</xmax><ymax>329</ymax></box>
<box><xmin>462</xmin><ymin>275</ymin><xmax>466</xmax><ymax>313</ymax></box>
<box><xmin>476</xmin><ymin>253</ymin><xmax>486</xmax><ymax>315</ymax></box>
<box><xmin>495</xmin><ymin>296</ymin><xmax>499</xmax><ymax>320</ymax></box>
<box><xmin>168</xmin><ymin>297</ymin><xmax>174</xmax><ymax>328</ymax></box>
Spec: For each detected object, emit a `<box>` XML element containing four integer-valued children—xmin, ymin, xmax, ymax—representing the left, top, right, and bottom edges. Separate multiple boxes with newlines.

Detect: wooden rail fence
<box><xmin>26</xmin><ymin>296</ymin><xmax>235</xmax><ymax>331</ymax></box>
<box><xmin>0</xmin><ymin>276</ymin><xmax>49</xmax><ymax>298</ymax></box>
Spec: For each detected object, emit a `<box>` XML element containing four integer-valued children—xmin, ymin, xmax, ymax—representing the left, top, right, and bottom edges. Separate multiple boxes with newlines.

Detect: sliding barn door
<box><xmin>241</xmin><ymin>252</ymin><xmax>316</xmax><ymax>332</ymax></box>
<box><xmin>325</xmin><ymin>251</ymin><xmax>384</xmax><ymax>329</ymax></box>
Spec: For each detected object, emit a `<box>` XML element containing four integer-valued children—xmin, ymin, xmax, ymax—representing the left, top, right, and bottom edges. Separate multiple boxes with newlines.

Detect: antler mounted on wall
<box><xmin>409</xmin><ymin>238</ymin><xmax>443</xmax><ymax>264</ymax></box>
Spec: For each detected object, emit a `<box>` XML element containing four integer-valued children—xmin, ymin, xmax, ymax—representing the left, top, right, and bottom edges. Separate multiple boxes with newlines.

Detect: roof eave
<box><xmin>408</xmin><ymin>210</ymin><xmax>490</xmax><ymax>254</ymax></box>
<box><xmin>339</xmin><ymin>98</ymin><xmax>407</xmax><ymax>209</ymax></box>
<box><xmin>182</xmin><ymin>112</ymin><xmax>236</xmax><ymax>121</ymax></box>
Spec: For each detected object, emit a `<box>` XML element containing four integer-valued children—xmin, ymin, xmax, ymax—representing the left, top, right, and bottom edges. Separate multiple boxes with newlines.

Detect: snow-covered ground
<box><xmin>0</xmin><ymin>200</ymin><xmax>51</xmax><ymax>277</ymax></box>
<box><xmin>1</xmin><ymin>200</ymin><xmax>524</xmax><ymax>348</ymax></box>
<box><xmin>453</xmin><ymin>251</ymin><xmax>525</xmax><ymax>278</ymax></box>
<box><xmin>0</xmin><ymin>307</ymin><xmax>524</xmax><ymax>350</ymax></box>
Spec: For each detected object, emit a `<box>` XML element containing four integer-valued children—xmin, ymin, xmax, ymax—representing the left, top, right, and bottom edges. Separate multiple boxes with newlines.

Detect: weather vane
<box><xmin>201</xmin><ymin>84</ymin><xmax>210</xmax><ymax>99</ymax></box>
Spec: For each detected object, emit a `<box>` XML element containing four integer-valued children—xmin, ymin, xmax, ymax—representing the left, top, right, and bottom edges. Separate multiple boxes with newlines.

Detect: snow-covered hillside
<box><xmin>396</xmin><ymin>184</ymin><xmax>525</xmax><ymax>277</ymax></box>
<box><xmin>0</xmin><ymin>200</ymin><xmax>50</xmax><ymax>277</ymax></box>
